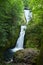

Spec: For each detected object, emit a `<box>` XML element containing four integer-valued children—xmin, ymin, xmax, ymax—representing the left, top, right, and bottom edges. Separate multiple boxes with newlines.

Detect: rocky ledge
<box><xmin>0</xmin><ymin>48</ymin><xmax>39</xmax><ymax>65</ymax></box>
<box><xmin>13</xmin><ymin>48</ymin><xmax>39</xmax><ymax>65</ymax></box>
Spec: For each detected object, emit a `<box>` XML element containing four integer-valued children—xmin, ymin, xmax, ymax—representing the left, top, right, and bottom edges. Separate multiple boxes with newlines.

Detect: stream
<box><xmin>4</xmin><ymin>9</ymin><xmax>32</xmax><ymax>62</ymax></box>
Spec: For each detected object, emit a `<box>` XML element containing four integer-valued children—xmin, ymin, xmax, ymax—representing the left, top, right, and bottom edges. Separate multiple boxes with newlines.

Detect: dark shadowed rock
<box><xmin>3</xmin><ymin>49</ymin><xmax>14</xmax><ymax>62</ymax></box>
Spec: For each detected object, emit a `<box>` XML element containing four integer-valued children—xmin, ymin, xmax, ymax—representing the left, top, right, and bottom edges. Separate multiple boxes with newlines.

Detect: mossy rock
<box><xmin>13</xmin><ymin>48</ymin><xmax>39</xmax><ymax>64</ymax></box>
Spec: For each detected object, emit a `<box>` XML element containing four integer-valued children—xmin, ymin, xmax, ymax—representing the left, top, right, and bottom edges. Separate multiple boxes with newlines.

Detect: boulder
<box><xmin>13</xmin><ymin>48</ymin><xmax>39</xmax><ymax>65</ymax></box>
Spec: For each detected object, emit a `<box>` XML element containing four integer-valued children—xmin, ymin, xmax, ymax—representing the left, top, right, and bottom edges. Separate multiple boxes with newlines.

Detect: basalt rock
<box><xmin>13</xmin><ymin>48</ymin><xmax>39</xmax><ymax>65</ymax></box>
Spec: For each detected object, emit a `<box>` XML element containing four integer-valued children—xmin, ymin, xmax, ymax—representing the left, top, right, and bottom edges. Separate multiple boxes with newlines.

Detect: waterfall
<box><xmin>24</xmin><ymin>10</ymin><xmax>32</xmax><ymax>24</ymax></box>
<box><xmin>16</xmin><ymin>26</ymin><xmax>26</xmax><ymax>48</ymax></box>
<box><xmin>11</xmin><ymin>10</ymin><xmax>32</xmax><ymax>52</ymax></box>
<box><xmin>11</xmin><ymin>26</ymin><xmax>26</xmax><ymax>52</ymax></box>
<box><xmin>4</xmin><ymin>9</ymin><xmax>32</xmax><ymax>62</ymax></box>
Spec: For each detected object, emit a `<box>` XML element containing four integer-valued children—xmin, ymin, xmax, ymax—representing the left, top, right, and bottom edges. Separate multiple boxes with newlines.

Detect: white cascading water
<box><xmin>24</xmin><ymin>10</ymin><xmax>32</xmax><ymax>24</ymax></box>
<box><xmin>11</xmin><ymin>9</ymin><xmax>32</xmax><ymax>52</ymax></box>
<box><xmin>16</xmin><ymin>26</ymin><xmax>26</xmax><ymax>48</ymax></box>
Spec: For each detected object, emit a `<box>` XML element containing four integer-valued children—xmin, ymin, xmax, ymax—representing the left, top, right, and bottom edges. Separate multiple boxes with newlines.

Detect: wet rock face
<box><xmin>13</xmin><ymin>48</ymin><xmax>39</xmax><ymax>65</ymax></box>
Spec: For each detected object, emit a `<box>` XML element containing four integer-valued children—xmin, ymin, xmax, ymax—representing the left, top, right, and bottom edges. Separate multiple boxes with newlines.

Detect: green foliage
<box><xmin>24</xmin><ymin>0</ymin><xmax>43</xmax><ymax>48</ymax></box>
<box><xmin>25</xmin><ymin>21</ymin><xmax>43</xmax><ymax>48</ymax></box>
<box><xmin>12</xmin><ymin>0</ymin><xmax>24</xmax><ymax>21</ymax></box>
<box><xmin>22</xmin><ymin>0</ymin><xmax>29</xmax><ymax>9</ymax></box>
<box><xmin>0</xmin><ymin>0</ymin><xmax>24</xmax><ymax>50</ymax></box>
<box><xmin>37</xmin><ymin>42</ymin><xmax>43</xmax><ymax>65</ymax></box>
